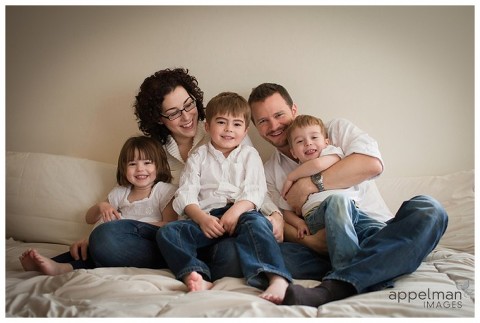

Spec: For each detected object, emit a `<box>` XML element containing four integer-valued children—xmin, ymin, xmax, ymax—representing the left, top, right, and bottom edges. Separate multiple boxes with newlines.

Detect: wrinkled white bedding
<box><xmin>4</xmin><ymin>152</ymin><xmax>475</xmax><ymax>317</ymax></box>
<box><xmin>5</xmin><ymin>239</ymin><xmax>474</xmax><ymax>317</ymax></box>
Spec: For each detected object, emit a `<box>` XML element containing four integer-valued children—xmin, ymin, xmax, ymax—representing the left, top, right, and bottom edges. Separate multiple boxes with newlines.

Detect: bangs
<box><xmin>124</xmin><ymin>143</ymin><xmax>154</xmax><ymax>162</ymax></box>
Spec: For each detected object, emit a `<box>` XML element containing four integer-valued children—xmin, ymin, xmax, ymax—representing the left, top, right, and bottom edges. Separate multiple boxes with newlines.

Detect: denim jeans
<box><xmin>52</xmin><ymin>251</ymin><xmax>96</xmax><ymax>269</ymax></box>
<box><xmin>89</xmin><ymin>219</ymin><xmax>330</xmax><ymax>281</ymax></box>
<box><xmin>156</xmin><ymin>207</ymin><xmax>292</xmax><ymax>289</ymax></box>
<box><xmin>307</xmin><ymin>194</ymin><xmax>384</xmax><ymax>270</ymax></box>
<box><xmin>89</xmin><ymin>220</ymin><xmax>168</xmax><ymax>268</ymax></box>
<box><xmin>324</xmin><ymin>195</ymin><xmax>448</xmax><ymax>293</ymax></box>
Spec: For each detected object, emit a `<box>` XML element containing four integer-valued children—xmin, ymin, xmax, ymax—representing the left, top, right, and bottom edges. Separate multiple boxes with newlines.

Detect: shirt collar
<box><xmin>164</xmin><ymin>120</ymin><xmax>208</xmax><ymax>164</ymax></box>
<box><xmin>207</xmin><ymin>141</ymin><xmax>243</xmax><ymax>161</ymax></box>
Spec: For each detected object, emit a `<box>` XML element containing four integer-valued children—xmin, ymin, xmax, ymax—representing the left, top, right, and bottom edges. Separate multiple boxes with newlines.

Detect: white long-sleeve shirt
<box><xmin>163</xmin><ymin>120</ymin><xmax>253</xmax><ymax>185</ymax></box>
<box><xmin>173</xmin><ymin>142</ymin><xmax>267</xmax><ymax>218</ymax></box>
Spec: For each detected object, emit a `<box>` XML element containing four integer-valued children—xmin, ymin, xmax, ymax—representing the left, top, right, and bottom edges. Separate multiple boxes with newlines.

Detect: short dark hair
<box><xmin>206</xmin><ymin>92</ymin><xmax>251</xmax><ymax>127</ymax></box>
<box><xmin>248</xmin><ymin>83</ymin><xmax>294</xmax><ymax>108</ymax></box>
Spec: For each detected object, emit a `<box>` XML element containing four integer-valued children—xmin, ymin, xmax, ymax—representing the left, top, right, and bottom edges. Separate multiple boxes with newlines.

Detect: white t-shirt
<box><xmin>107</xmin><ymin>181</ymin><xmax>177</xmax><ymax>223</ymax></box>
<box><xmin>261</xmin><ymin>118</ymin><xmax>384</xmax><ymax>217</ymax></box>
<box><xmin>173</xmin><ymin>142</ymin><xmax>267</xmax><ymax>218</ymax></box>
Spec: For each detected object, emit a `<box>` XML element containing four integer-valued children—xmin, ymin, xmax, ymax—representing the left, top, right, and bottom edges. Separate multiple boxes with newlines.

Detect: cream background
<box><xmin>5</xmin><ymin>6</ymin><xmax>474</xmax><ymax>177</ymax></box>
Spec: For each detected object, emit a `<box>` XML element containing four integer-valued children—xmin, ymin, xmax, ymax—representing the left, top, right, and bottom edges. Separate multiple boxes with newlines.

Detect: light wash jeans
<box><xmin>305</xmin><ymin>194</ymin><xmax>383</xmax><ymax>270</ymax></box>
<box><xmin>324</xmin><ymin>195</ymin><xmax>448</xmax><ymax>293</ymax></box>
<box><xmin>156</xmin><ymin>206</ymin><xmax>292</xmax><ymax>289</ymax></box>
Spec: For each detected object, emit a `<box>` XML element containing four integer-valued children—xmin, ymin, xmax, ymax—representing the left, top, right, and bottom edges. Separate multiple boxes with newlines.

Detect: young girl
<box><xmin>19</xmin><ymin>136</ymin><xmax>178</xmax><ymax>275</ymax></box>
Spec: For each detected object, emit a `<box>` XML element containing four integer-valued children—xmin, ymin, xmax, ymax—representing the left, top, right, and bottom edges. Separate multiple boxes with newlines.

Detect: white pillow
<box><xmin>376</xmin><ymin>170</ymin><xmax>474</xmax><ymax>254</ymax></box>
<box><xmin>357</xmin><ymin>180</ymin><xmax>394</xmax><ymax>223</ymax></box>
<box><xmin>6</xmin><ymin>151</ymin><xmax>117</xmax><ymax>245</ymax></box>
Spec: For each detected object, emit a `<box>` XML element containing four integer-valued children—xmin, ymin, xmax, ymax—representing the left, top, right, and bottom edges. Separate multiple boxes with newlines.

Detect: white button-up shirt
<box><xmin>260</xmin><ymin>118</ymin><xmax>384</xmax><ymax>217</ymax></box>
<box><xmin>163</xmin><ymin>120</ymin><xmax>253</xmax><ymax>186</ymax></box>
<box><xmin>173</xmin><ymin>142</ymin><xmax>267</xmax><ymax>218</ymax></box>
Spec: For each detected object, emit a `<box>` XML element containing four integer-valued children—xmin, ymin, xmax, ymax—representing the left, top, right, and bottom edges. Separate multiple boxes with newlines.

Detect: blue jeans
<box><xmin>88</xmin><ymin>219</ymin><xmax>330</xmax><ymax>281</ymax></box>
<box><xmin>52</xmin><ymin>251</ymin><xmax>96</xmax><ymax>269</ymax></box>
<box><xmin>156</xmin><ymin>207</ymin><xmax>292</xmax><ymax>289</ymax></box>
<box><xmin>307</xmin><ymin>194</ymin><xmax>383</xmax><ymax>270</ymax></box>
<box><xmin>89</xmin><ymin>220</ymin><xmax>168</xmax><ymax>268</ymax></box>
<box><xmin>324</xmin><ymin>195</ymin><xmax>448</xmax><ymax>293</ymax></box>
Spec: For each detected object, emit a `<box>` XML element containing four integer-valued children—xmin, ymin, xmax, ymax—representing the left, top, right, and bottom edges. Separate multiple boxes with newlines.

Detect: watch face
<box><xmin>312</xmin><ymin>173</ymin><xmax>324</xmax><ymax>191</ymax></box>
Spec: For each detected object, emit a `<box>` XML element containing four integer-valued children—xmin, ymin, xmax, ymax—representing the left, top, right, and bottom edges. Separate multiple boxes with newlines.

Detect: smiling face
<box><xmin>289</xmin><ymin>124</ymin><xmax>329</xmax><ymax>163</ymax></box>
<box><xmin>125</xmin><ymin>149</ymin><xmax>158</xmax><ymax>190</ymax></box>
<box><xmin>205</xmin><ymin>113</ymin><xmax>248</xmax><ymax>156</ymax></box>
<box><xmin>160</xmin><ymin>86</ymin><xmax>199</xmax><ymax>142</ymax></box>
<box><xmin>250</xmin><ymin>92</ymin><xmax>297</xmax><ymax>156</ymax></box>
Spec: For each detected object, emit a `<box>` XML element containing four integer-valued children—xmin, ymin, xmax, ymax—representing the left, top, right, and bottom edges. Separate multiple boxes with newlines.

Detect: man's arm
<box><xmin>286</xmin><ymin>153</ymin><xmax>383</xmax><ymax>213</ymax></box>
<box><xmin>282</xmin><ymin>154</ymin><xmax>340</xmax><ymax>198</ymax></box>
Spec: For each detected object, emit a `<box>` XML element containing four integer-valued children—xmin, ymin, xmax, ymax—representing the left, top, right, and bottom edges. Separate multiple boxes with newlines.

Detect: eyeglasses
<box><xmin>160</xmin><ymin>98</ymin><xmax>197</xmax><ymax>121</ymax></box>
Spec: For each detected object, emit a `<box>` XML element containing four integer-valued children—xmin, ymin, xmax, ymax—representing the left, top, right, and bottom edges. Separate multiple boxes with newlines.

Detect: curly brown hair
<box><xmin>134</xmin><ymin>68</ymin><xmax>205</xmax><ymax>144</ymax></box>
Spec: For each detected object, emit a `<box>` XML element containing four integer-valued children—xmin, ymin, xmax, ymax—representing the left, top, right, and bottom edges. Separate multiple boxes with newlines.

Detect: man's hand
<box><xmin>285</xmin><ymin>177</ymin><xmax>317</xmax><ymax>213</ymax></box>
<box><xmin>267</xmin><ymin>211</ymin><xmax>284</xmax><ymax>242</ymax></box>
<box><xmin>70</xmin><ymin>237</ymin><xmax>89</xmax><ymax>261</ymax></box>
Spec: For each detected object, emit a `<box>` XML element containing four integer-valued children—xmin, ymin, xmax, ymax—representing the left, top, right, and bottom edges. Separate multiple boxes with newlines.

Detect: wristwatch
<box><xmin>311</xmin><ymin>172</ymin><xmax>325</xmax><ymax>192</ymax></box>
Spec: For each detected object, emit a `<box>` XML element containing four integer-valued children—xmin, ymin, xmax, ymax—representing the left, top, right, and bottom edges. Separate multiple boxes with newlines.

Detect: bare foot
<box><xmin>259</xmin><ymin>274</ymin><xmax>289</xmax><ymax>304</ymax></box>
<box><xmin>19</xmin><ymin>249</ymin><xmax>73</xmax><ymax>276</ymax></box>
<box><xmin>184</xmin><ymin>271</ymin><xmax>213</xmax><ymax>292</ymax></box>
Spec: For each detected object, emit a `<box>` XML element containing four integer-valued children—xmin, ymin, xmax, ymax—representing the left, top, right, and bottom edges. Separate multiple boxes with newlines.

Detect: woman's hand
<box><xmin>267</xmin><ymin>211</ymin><xmax>284</xmax><ymax>242</ymax></box>
<box><xmin>69</xmin><ymin>237</ymin><xmax>89</xmax><ymax>261</ymax></box>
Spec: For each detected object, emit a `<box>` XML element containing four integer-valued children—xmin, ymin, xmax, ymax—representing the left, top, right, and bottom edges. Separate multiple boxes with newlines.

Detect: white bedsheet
<box><xmin>5</xmin><ymin>239</ymin><xmax>474</xmax><ymax>317</ymax></box>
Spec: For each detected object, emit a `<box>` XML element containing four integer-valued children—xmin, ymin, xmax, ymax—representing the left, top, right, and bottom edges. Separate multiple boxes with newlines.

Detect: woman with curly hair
<box><xmin>133</xmin><ymin>68</ymin><xmax>251</xmax><ymax>184</ymax></box>
<box><xmin>85</xmin><ymin>68</ymin><xmax>255</xmax><ymax>276</ymax></box>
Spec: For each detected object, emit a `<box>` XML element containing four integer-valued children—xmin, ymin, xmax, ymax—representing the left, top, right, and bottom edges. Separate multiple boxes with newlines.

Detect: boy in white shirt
<box><xmin>282</xmin><ymin>114</ymin><xmax>367</xmax><ymax>270</ymax></box>
<box><xmin>157</xmin><ymin>92</ymin><xmax>292</xmax><ymax>304</ymax></box>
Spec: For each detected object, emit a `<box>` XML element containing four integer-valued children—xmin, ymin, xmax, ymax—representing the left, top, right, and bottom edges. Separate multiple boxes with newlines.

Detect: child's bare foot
<box><xmin>19</xmin><ymin>249</ymin><xmax>73</xmax><ymax>276</ymax></box>
<box><xmin>259</xmin><ymin>274</ymin><xmax>289</xmax><ymax>304</ymax></box>
<box><xmin>19</xmin><ymin>249</ymin><xmax>38</xmax><ymax>271</ymax></box>
<box><xmin>184</xmin><ymin>271</ymin><xmax>213</xmax><ymax>292</ymax></box>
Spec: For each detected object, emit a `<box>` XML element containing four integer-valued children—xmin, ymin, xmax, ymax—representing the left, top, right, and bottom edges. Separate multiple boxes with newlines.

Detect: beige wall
<box><xmin>6</xmin><ymin>6</ymin><xmax>474</xmax><ymax>178</ymax></box>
